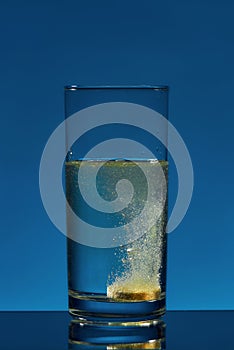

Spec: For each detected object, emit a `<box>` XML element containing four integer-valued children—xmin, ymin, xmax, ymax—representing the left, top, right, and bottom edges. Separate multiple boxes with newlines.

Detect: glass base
<box><xmin>68</xmin><ymin>291</ymin><xmax>166</xmax><ymax>325</ymax></box>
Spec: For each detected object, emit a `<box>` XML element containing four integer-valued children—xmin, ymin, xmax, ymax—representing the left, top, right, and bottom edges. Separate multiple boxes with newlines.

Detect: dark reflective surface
<box><xmin>0</xmin><ymin>311</ymin><xmax>234</xmax><ymax>349</ymax></box>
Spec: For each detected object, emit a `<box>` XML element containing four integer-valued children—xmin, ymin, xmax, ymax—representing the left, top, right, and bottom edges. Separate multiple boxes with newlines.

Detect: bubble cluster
<box><xmin>106</xmin><ymin>160</ymin><xmax>168</xmax><ymax>302</ymax></box>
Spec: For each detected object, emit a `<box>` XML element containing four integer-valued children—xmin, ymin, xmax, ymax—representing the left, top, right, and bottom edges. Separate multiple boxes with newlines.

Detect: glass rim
<box><xmin>64</xmin><ymin>84</ymin><xmax>169</xmax><ymax>91</ymax></box>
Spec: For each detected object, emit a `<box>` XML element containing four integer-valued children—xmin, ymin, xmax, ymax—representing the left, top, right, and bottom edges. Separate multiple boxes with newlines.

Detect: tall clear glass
<box><xmin>65</xmin><ymin>85</ymin><xmax>169</xmax><ymax>324</ymax></box>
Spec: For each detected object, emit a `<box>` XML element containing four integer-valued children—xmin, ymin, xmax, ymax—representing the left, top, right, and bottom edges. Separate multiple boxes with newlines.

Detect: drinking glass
<box><xmin>65</xmin><ymin>85</ymin><xmax>169</xmax><ymax>324</ymax></box>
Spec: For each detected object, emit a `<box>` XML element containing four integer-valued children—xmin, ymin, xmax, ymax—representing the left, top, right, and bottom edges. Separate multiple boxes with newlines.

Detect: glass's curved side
<box><xmin>65</xmin><ymin>86</ymin><xmax>169</xmax><ymax>324</ymax></box>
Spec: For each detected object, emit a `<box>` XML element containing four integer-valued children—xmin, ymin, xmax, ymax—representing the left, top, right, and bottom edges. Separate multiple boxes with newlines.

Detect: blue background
<box><xmin>1</xmin><ymin>0</ymin><xmax>233</xmax><ymax>310</ymax></box>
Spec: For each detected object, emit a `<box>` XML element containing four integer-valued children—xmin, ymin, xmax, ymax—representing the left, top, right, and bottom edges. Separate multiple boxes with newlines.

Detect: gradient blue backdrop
<box><xmin>1</xmin><ymin>0</ymin><xmax>233</xmax><ymax>310</ymax></box>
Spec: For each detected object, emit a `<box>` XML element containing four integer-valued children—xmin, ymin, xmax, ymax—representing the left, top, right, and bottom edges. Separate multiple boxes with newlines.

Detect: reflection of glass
<box><xmin>68</xmin><ymin>319</ymin><xmax>166</xmax><ymax>349</ymax></box>
<box><xmin>65</xmin><ymin>86</ymin><xmax>169</xmax><ymax>323</ymax></box>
